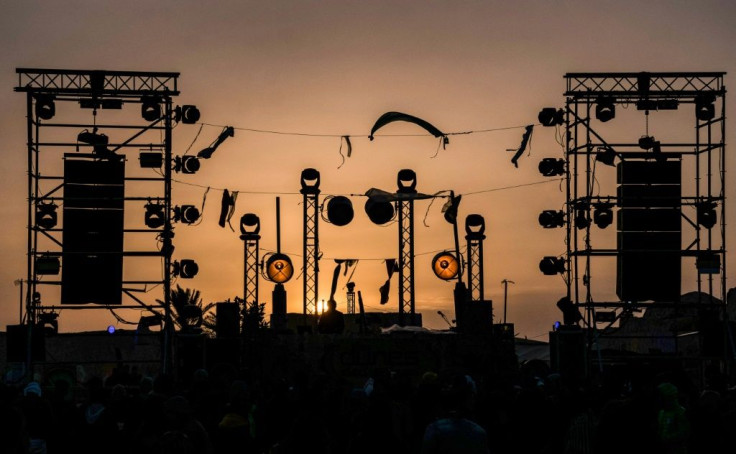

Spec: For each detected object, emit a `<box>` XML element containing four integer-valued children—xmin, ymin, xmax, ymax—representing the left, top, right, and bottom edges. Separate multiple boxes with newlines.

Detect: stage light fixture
<box><xmin>695</xmin><ymin>95</ymin><xmax>715</xmax><ymax>122</ymax></box>
<box><xmin>139</xmin><ymin>152</ymin><xmax>163</xmax><ymax>168</ymax></box>
<box><xmin>365</xmin><ymin>196</ymin><xmax>395</xmax><ymax>225</ymax></box>
<box><xmin>34</xmin><ymin>94</ymin><xmax>56</xmax><ymax>120</ymax></box>
<box><xmin>696</xmin><ymin>201</ymin><xmax>717</xmax><ymax>229</ymax></box>
<box><xmin>37</xmin><ymin>312</ymin><xmax>59</xmax><ymax>335</ymax></box>
<box><xmin>35</xmin><ymin>256</ymin><xmax>60</xmax><ymax>275</ymax></box>
<box><xmin>240</xmin><ymin>213</ymin><xmax>260</xmax><ymax>235</ymax></box>
<box><xmin>539</xmin><ymin>256</ymin><xmax>565</xmax><ymax>275</ymax></box>
<box><xmin>300</xmin><ymin>168</ymin><xmax>321</xmax><ymax>192</ymax></box>
<box><xmin>556</xmin><ymin>296</ymin><xmax>582</xmax><ymax>325</ymax></box>
<box><xmin>174</xmin><ymin>105</ymin><xmax>201</xmax><ymax>124</ymax></box>
<box><xmin>593</xmin><ymin>203</ymin><xmax>614</xmax><ymax>229</ymax></box>
<box><xmin>574</xmin><ymin>206</ymin><xmax>590</xmax><ymax>230</ymax></box>
<box><xmin>538</xmin><ymin>210</ymin><xmax>565</xmax><ymax>229</ymax></box>
<box><xmin>397</xmin><ymin>169</ymin><xmax>417</xmax><ymax>192</ymax></box>
<box><xmin>638</xmin><ymin>135</ymin><xmax>656</xmax><ymax>150</ymax></box>
<box><xmin>173</xmin><ymin>259</ymin><xmax>199</xmax><ymax>279</ymax></box>
<box><xmin>144</xmin><ymin>202</ymin><xmax>166</xmax><ymax>229</ymax></box>
<box><xmin>77</xmin><ymin>130</ymin><xmax>111</xmax><ymax>156</ymax></box>
<box><xmin>538</xmin><ymin>158</ymin><xmax>565</xmax><ymax>177</ymax></box>
<box><xmin>432</xmin><ymin>251</ymin><xmax>459</xmax><ymax>280</ymax></box>
<box><xmin>141</xmin><ymin>96</ymin><xmax>162</xmax><ymax>122</ymax></box>
<box><xmin>174</xmin><ymin>156</ymin><xmax>200</xmax><ymax>174</ymax></box>
<box><xmin>595</xmin><ymin>146</ymin><xmax>617</xmax><ymax>167</ymax></box>
<box><xmin>265</xmin><ymin>253</ymin><xmax>294</xmax><ymax>284</ymax></box>
<box><xmin>538</xmin><ymin>108</ymin><xmax>564</xmax><ymax>127</ymax></box>
<box><xmin>36</xmin><ymin>203</ymin><xmax>58</xmax><ymax>229</ymax></box>
<box><xmin>465</xmin><ymin>214</ymin><xmax>486</xmax><ymax>236</ymax></box>
<box><xmin>595</xmin><ymin>97</ymin><xmax>615</xmax><ymax>122</ymax></box>
<box><xmin>174</xmin><ymin>205</ymin><xmax>200</xmax><ymax>224</ymax></box>
<box><xmin>325</xmin><ymin>196</ymin><xmax>354</xmax><ymax>226</ymax></box>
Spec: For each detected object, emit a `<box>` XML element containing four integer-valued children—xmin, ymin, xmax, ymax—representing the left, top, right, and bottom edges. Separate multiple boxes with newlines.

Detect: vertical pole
<box><xmin>162</xmin><ymin>96</ymin><xmax>174</xmax><ymax>376</ymax></box>
<box><xmin>26</xmin><ymin>92</ymin><xmax>35</xmax><ymax>377</ymax></box>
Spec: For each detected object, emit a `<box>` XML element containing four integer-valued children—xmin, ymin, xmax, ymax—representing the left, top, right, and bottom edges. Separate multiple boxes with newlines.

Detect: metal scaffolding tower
<box><xmin>465</xmin><ymin>214</ymin><xmax>486</xmax><ymax>302</ymax></box>
<box><xmin>15</xmin><ymin>67</ymin><xmax>188</xmax><ymax>373</ymax></box>
<box><xmin>397</xmin><ymin>170</ymin><xmax>417</xmax><ymax>326</ymax></box>
<box><xmin>560</xmin><ymin>72</ymin><xmax>727</xmax><ymax>358</ymax></box>
<box><xmin>300</xmin><ymin>169</ymin><xmax>320</xmax><ymax>316</ymax></box>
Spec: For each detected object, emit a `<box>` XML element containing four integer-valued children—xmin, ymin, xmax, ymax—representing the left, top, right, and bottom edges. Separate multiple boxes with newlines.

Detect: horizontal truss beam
<box><xmin>16</xmin><ymin>68</ymin><xmax>179</xmax><ymax>95</ymax></box>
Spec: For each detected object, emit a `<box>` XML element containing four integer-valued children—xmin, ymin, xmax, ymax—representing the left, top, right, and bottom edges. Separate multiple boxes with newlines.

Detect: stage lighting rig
<box><xmin>172</xmin><ymin>259</ymin><xmax>199</xmax><ymax>279</ymax></box>
<box><xmin>141</xmin><ymin>96</ymin><xmax>162</xmax><ymax>122</ymax></box>
<box><xmin>264</xmin><ymin>253</ymin><xmax>294</xmax><ymax>284</ymax></box>
<box><xmin>324</xmin><ymin>196</ymin><xmax>354</xmax><ymax>226</ymax></box>
<box><xmin>595</xmin><ymin>97</ymin><xmax>615</xmax><ymax>122</ymax></box>
<box><xmin>593</xmin><ymin>203</ymin><xmax>614</xmax><ymax>229</ymax></box>
<box><xmin>538</xmin><ymin>158</ymin><xmax>565</xmax><ymax>177</ymax></box>
<box><xmin>36</xmin><ymin>203</ymin><xmax>58</xmax><ymax>229</ymax></box>
<box><xmin>538</xmin><ymin>210</ymin><xmax>565</xmax><ymax>229</ymax></box>
<box><xmin>538</xmin><ymin>107</ymin><xmax>564</xmax><ymax>127</ymax></box>
<box><xmin>431</xmin><ymin>251</ymin><xmax>460</xmax><ymax>281</ymax></box>
<box><xmin>174</xmin><ymin>104</ymin><xmax>201</xmax><ymax>124</ymax></box>
<box><xmin>695</xmin><ymin>94</ymin><xmax>715</xmax><ymax>122</ymax></box>
<box><xmin>174</xmin><ymin>205</ymin><xmax>200</xmax><ymax>224</ymax></box>
<box><xmin>144</xmin><ymin>202</ymin><xmax>166</xmax><ymax>229</ymax></box>
<box><xmin>174</xmin><ymin>155</ymin><xmax>200</xmax><ymax>174</ymax></box>
<box><xmin>34</xmin><ymin>94</ymin><xmax>55</xmax><ymax>120</ymax></box>
<box><xmin>539</xmin><ymin>256</ymin><xmax>565</xmax><ymax>275</ymax></box>
<box><xmin>696</xmin><ymin>201</ymin><xmax>717</xmax><ymax>229</ymax></box>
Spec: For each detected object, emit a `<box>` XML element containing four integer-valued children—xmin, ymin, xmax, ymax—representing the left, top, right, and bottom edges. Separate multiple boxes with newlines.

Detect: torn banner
<box><xmin>369</xmin><ymin>111</ymin><xmax>449</xmax><ymax>149</ymax></box>
<box><xmin>379</xmin><ymin>259</ymin><xmax>399</xmax><ymax>305</ymax></box>
<box><xmin>511</xmin><ymin>125</ymin><xmax>534</xmax><ymax>168</ymax></box>
<box><xmin>219</xmin><ymin>189</ymin><xmax>238</xmax><ymax>230</ymax></box>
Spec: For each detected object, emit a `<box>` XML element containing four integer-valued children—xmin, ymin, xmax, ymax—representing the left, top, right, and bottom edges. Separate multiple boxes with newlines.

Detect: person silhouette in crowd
<box><xmin>318</xmin><ymin>299</ymin><xmax>345</xmax><ymax>334</ymax></box>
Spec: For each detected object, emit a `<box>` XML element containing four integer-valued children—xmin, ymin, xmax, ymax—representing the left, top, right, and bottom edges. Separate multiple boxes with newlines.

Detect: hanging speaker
<box><xmin>326</xmin><ymin>196</ymin><xmax>354</xmax><ymax>226</ymax></box>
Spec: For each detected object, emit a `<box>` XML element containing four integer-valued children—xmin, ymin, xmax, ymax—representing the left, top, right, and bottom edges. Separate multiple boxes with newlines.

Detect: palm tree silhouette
<box><xmin>157</xmin><ymin>284</ymin><xmax>216</xmax><ymax>335</ymax></box>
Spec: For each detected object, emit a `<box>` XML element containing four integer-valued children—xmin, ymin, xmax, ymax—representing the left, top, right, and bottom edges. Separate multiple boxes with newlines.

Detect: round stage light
<box><xmin>265</xmin><ymin>253</ymin><xmax>294</xmax><ymax>283</ymax></box>
<box><xmin>326</xmin><ymin>196</ymin><xmax>354</xmax><ymax>226</ymax></box>
<box><xmin>365</xmin><ymin>196</ymin><xmax>395</xmax><ymax>225</ymax></box>
<box><xmin>432</xmin><ymin>251</ymin><xmax>459</xmax><ymax>280</ymax></box>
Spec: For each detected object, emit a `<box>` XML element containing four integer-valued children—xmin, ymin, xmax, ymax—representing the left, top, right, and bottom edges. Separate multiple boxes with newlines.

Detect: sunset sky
<box><xmin>1</xmin><ymin>0</ymin><xmax>734</xmax><ymax>339</ymax></box>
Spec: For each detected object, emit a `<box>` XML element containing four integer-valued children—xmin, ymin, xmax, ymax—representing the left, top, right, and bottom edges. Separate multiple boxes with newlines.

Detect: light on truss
<box><xmin>538</xmin><ymin>158</ymin><xmax>566</xmax><ymax>177</ymax></box>
<box><xmin>595</xmin><ymin>97</ymin><xmax>615</xmax><ymax>122</ymax></box>
<box><xmin>174</xmin><ymin>156</ymin><xmax>200</xmax><ymax>174</ymax></box>
<box><xmin>265</xmin><ymin>253</ymin><xmax>294</xmax><ymax>284</ymax></box>
<box><xmin>325</xmin><ymin>196</ymin><xmax>354</xmax><ymax>226</ymax></box>
<box><xmin>240</xmin><ymin>213</ymin><xmax>260</xmax><ymax>235</ymax></box>
<box><xmin>539</xmin><ymin>256</ymin><xmax>565</xmax><ymax>275</ymax></box>
<box><xmin>595</xmin><ymin>146</ymin><xmax>617</xmax><ymax>167</ymax></box>
<box><xmin>695</xmin><ymin>95</ymin><xmax>715</xmax><ymax>122</ymax></box>
<box><xmin>174</xmin><ymin>205</ymin><xmax>200</xmax><ymax>224</ymax></box>
<box><xmin>432</xmin><ymin>251</ymin><xmax>460</xmax><ymax>281</ymax></box>
<box><xmin>696</xmin><ymin>201</ymin><xmax>717</xmax><ymax>229</ymax></box>
<box><xmin>144</xmin><ymin>203</ymin><xmax>166</xmax><ymax>229</ymax></box>
<box><xmin>538</xmin><ymin>210</ymin><xmax>565</xmax><ymax>229</ymax></box>
<box><xmin>173</xmin><ymin>259</ymin><xmax>199</xmax><ymax>279</ymax></box>
<box><xmin>36</xmin><ymin>203</ymin><xmax>58</xmax><ymax>229</ymax></box>
<box><xmin>365</xmin><ymin>196</ymin><xmax>395</xmax><ymax>225</ymax></box>
<box><xmin>139</xmin><ymin>152</ymin><xmax>163</xmax><ymax>168</ymax></box>
<box><xmin>35</xmin><ymin>94</ymin><xmax>56</xmax><ymax>120</ymax></box>
<box><xmin>593</xmin><ymin>203</ymin><xmax>614</xmax><ymax>229</ymax></box>
<box><xmin>174</xmin><ymin>105</ymin><xmax>201</xmax><ymax>124</ymax></box>
<box><xmin>141</xmin><ymin>96</ymin><xmax>162</xmax><ymax>122</ymax></box>
<box><xmin>537</xmin><ymin>108</ymin><xmax>564</xmax><ymax>127</ymax></box>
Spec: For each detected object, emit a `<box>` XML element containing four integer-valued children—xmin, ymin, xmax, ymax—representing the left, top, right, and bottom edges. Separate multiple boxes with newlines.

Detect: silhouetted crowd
<box><xmin>3</xmin><ymin>359</ymin><xmax>736</xmax><ymax>453</ymax></box>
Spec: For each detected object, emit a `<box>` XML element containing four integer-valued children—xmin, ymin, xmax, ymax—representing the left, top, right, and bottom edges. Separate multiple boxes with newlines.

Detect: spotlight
<box><xmin>538</xmin><ymin>108</ymin><xmax>564</xmax><ymax>127</ymax></box>
<box><xmin>432</xmin><ymin>251</ymin><xmax>459</xmax><ymax>281</ymax></box>
<box><xmin>595</xmin><ymin>97</ymin><xmax>615</xmax><ymax>122</ymax></box>
<box><xmin>365</xmin><ymin>196</ymin><xmax>395</xmax><ymax>225</ymax></box>
<box><xmin>77</xmin><ymin>130</ymin><xmax>112</xmax><ymax>156</ymax></box>
<box><xmin>538</xmin><ymin>158</ymin><xmax>566</xmax><ymax>177</ymax></box>
<box><xmin>325</xmin><ymin>196</ymin><xmax>354</xmax><ymax>226</ymax></box>
<box><xmin>539</xmin><ymin>256</ymin><xmax>565</xmax><ymax>275</ymax></box>
<box><xmin>300</xmin><ymin>168</ymin><xmax>321</xmax><ymax>192</ymax></box>
<box><xmin>144</xmin><ymin>202</ymin><xmax>166</xmax><ymax>229</ymax></box>
<box><xmin>240</xmin><ymin>213</ymin><xmax>260</xmax><ymax>235</ymax></box>
<box><xmin>107</xmin><ymin>325</ymin><xmax>116</xmax><ymax>334</ymax></box>
<box><xmin>574</xmin><ymin>207</ymin><xmax>590</xmax><ymax>230</ymax></box>
<box><xmin>141</xmin><ymin>96</ymin><xmax>162</xmax><ymax>122</ymax></box>
<box><xmin>556</xmin><ymin>296</ymin><xmax>582</xmax><ymax>325</ymax></box>
<box><xmin>37</xmin><ymin>312</ymin><xmax>59</xmax><ymax>335</ymax></box>
<box><xmin>173</xmin><ymin>259</ymin><xmax>199</xmax><ymax>279</ymax></box>
<box><xmin>139</xmin><ymin>152</ymin><xmax>163</xmax><ymax>168</ymax></box>
<box><xmin>595</xmin><ymin>146</ymin><xmax>616</xmax><ymax>167</ymax></box>
<box><xmin>696</xmin><ymin>201</ymin><xmax>717</xmax><ymax>229</ymax></box>
<box><xmin>34</xmin><ymin>94</ymin><xmax>56</xmax><ymax>120</ymax></box>
<box><xmin>695</xmin><ymin>95</ymin><xmax>715</xmax><ymax>122</ymax></box>
<box><xmin>174</xmin><ymin>156</ymin><xmax>200</xmax><ymax>174</ymax></box>
<box><xmin>638</xmin><ymin>136</ymin><xmax>656</xmax><ymax>150</ymax></box>
<box><xmin>174</xmin><ymin>205</ymin><xmax>200</xmax><ymax>224</ymax></box>
<box><xmin>465</xmin><ymin>214</ymin><xmax>486</xmax><ymax>236</ymax></box>
<box><xmin>36</xmin><ymin>203</ymin><xmax>58</xmax><ymax>229</ymax></box>
<box><xmin>397</xmin><ymin>169</ymin><xmax>417</xmax><ymax>192</ymax></box>
<box><xmin>593</xmin><ymin>203</ymin><xmax>614</xmax><ymax>229</ymax></box>
<box><xmin>265</xmin><ymin>253</ymin><xmax>293</xmax><ymax>283</ymax></box>
<box><xmin>35</xmin><ymin>256</ymin><xmax>60</xmax><ymax>275</ymax></box>
<box><xmin>538</xmin><ymin>210</ymin><xmax>565</xmax><ymax>229</ymax></box>
<box><xmin>174</xmin><ymin>105</ymin><xmax>201</xmax><ymax>124</ymax></box>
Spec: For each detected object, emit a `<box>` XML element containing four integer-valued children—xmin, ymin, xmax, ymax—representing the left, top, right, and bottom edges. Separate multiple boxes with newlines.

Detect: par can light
<box><xmin>432</xmin><ymin>251</ymin><xmax>459</xmax><ymax>281</ymax></box>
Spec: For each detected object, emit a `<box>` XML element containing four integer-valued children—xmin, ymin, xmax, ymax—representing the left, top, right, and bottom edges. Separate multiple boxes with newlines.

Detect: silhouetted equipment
<box><xmin>144</xmin><ymin>202</ymin><xmax>166</xmax><ymax>228</ymax></box>
<box><xmin>174</xmin><ymin>155</ymin><xmax>200</xmax><ymax>174</ymax></box>
<box><xmin>556</xmin><ymin>296</ymin><xmax>582</xmax><ymax>325</ymax></box>
<box><xmin>240</xmin><ymin>213</ymin><xmax>261</xmax><ymax>308</ymax></box>
<box><xmin>549</xmin><ymin>325</ymin><xmax>586</xmax><ymax>381</ymax></box>
<box><xmin>592</xmin><ymin>203</ymin><xmax>613</xmax><ymax>229</ymax></box>
<box><xmin>37</xmin><ymin>312</ymin><xmax>59</xmax><ymax>335</ymax></box>
<box><xmin>35</xmin><ymin>256</ymin><xmax>60</xmax><ymax>275</ymax></box>
<box><xmin>595</xmin><ymin>96</ymin><xmax>615</xmax><ymax>122</ymax></box>
<box><xmin>539</xmin><ymin>210</ymin><xmax>565</xmax><ymax>229</ymax></box>
<box><xmin>6</xmin><ymin>324</ymin><xmax>45</xmax><ymax>362</ymax></box>
<box><xmin>216</xmin><ymin>302</ymin><xmax>240</xmax><ymax>338</ymax></box>
<box><xmin>62</xmin><ymin>156</ymin><xmax>124</xmax><ymax>305</ymax></box>
<box><xmin>174</xmin><ymin>205</ymin><xmax>200</xmax><ymax>224</ymax></box>
<box><xmin>537</xmin><ymin>107</ymin><xmax>564</xmax><ymax>127</ymax></box>
<box><xmin>574</xmin><ymin>205</ymin><xmax>590</xmax><ymax>230</ymax></box>
<box><xmin>696</xmin><ymin>252</ymin><xmax>721</xmax><ymax>274</ymax></box>
<box><xmin>617</xmin><ymin>160</ymin><xmax>681</xmax><ymax>301</ymax></box>
<box><xmin>595</xmin><ymin>146</ymin><xmax>617</xmax><ymax>167</ymax></box>
<box><xmin>141</xmin><ymin>96</ymin><xmax>161</xmax><ymax>122</ymax></box>
<box><xmin>346</xmin><ymin>282</ymin><xmax>356</xmax><ymax>314</ymax></box>
<box><xmin>538</xmin><ymin>158</ymin><xmax>565</xmax><ymax>177</ymax></box>
<box><xmin>172</xmin><ymin>259</ymin><xmax>199</xmax><ymax>279</ymax></box>
<box><xmin>365</xmin><ymin>195</ymin><xmax>395</xmax><ymax>225</ymax></box>
<box><xmin>139</xmin><ymin>151</ymin><xmax>163</xmax><ymax>168</ymax></box>
<box><xmin>265</xmin><ymin>253</ymin><xmax>293</xmax><ymax>284</ymax></box>
<box><xmin>695</xmin><ymin>94</ymin><xmax>715</xmax><ymax>121</ymax></box>
<box><xmin>325</xmin><ymin>196</ymin><xmax>354</xmax><ymax>226</ymax></box>
<box><xmin>396</xmin><ymin>169</ymin><xmax>418</xmax><ymax>326</ymax></box>
<box><xmin>300</xmin><ymin>169</ymin><xmax>320</xmax><ymax>315</ymax></box>
<box><xmin>432</xmin><ymin>251</ymin><xmax>459</xmax><ymax>280</ymax></box>
<box><xmin>465</xmin><ymin>214</ymin><xmax>487</xmax><ymax>301</ymax></box>
<box><xmin>174</xmin><ymin>104</ymin><xmax>200</xmax><ymax>124</ymax></box>
<box><xmin>77</xmin><ymin>129</ymin><xmax>114</xmax><ymax>157</ymax></box>
<box><xmin>198</xmin><ymin>126</ymin><xmax>234</xmax><ymax>159</ymax></box>
<box><xmin>697</xmin><ymin>201</ymin><xmax>717</xmax><ymax>229</ymax></box>
<box><xmin>34</xmin><ymin>94</ymin><xmax>55</xmax><ymax>120</ymax></box>
<box><xmin>35</xmin><ymin>203</ymin><xmax>58</xmax><ymax>229</ymax></box>
<box><xmin>540</xmin><ymin>257</ymin><xmax>565</xmax><ymax>275</ymax></box>
<box><xmin>137</xmin><ymin>314</ymin><xmax>163</xmax><ymax>333</ymax></box>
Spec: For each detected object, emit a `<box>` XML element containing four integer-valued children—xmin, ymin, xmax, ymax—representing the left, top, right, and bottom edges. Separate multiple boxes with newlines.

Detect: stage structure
<box><xmin>300</xmin><ymin>169</ymin><xmax>320</xmax><ymax>316</ymax></box>
<box><xmin>397</xmin><ymin>169</ymin><xmax>418</xmax><ymax>326</ymax></box>
<box><xmin>240</xmin><ymin>213</ymin><xmax>261</xmax><ymax>316</ymax></box>
<box><xmin>465</xmin><ymin>214</ymin><xmax>487</xmax><ymax>302</ymax></box>
<box><xmin>15</xmin><ymin>68</ymin><xmax>200</xmax><ymax>373</ymax></box>
<box><xmin>545</xmin><ymin>72</ymin><xmax>727</xmax><ymax>360</ymax></box>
